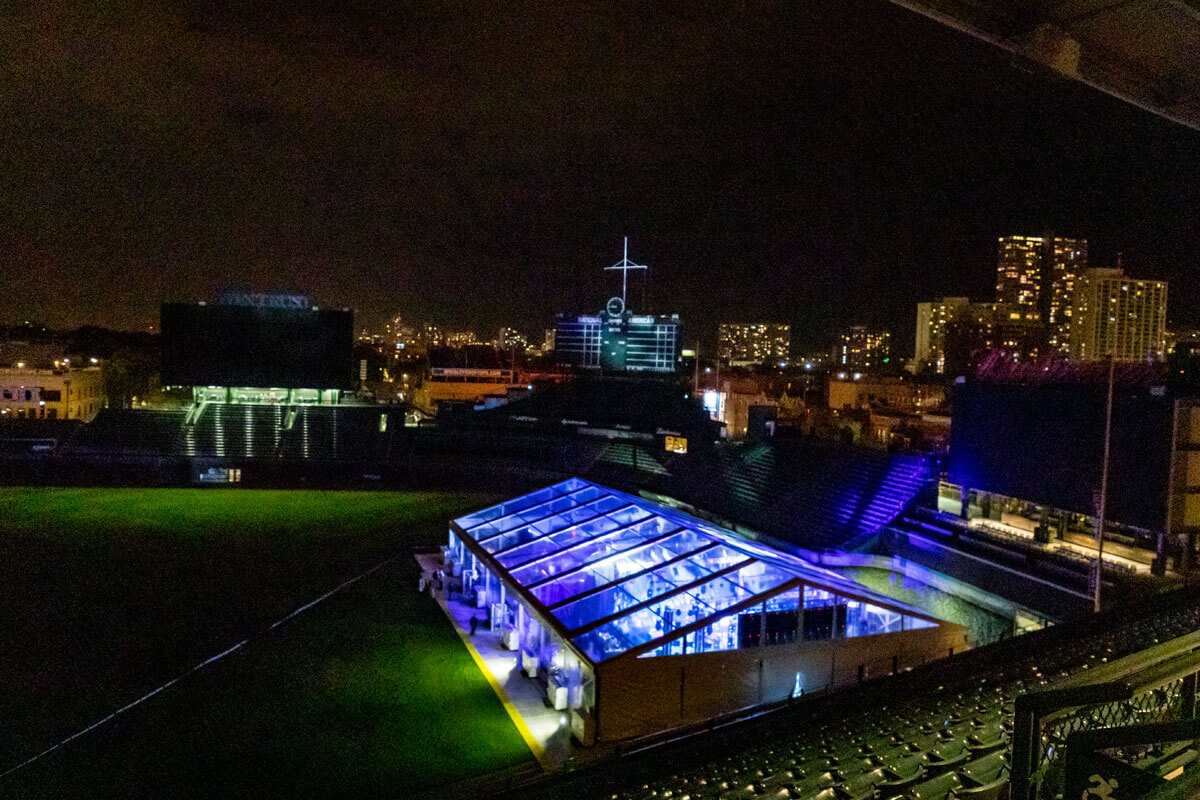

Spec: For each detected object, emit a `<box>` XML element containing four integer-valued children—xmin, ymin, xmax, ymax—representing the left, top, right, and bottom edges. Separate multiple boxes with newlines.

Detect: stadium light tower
<box><xmin>605</xmin><ymin>236</ymin><xmax>647</xmax><ymax>308</ymax></box>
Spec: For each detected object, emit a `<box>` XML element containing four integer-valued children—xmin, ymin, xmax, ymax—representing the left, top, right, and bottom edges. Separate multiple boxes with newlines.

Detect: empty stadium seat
<box><xmin>571</xmin><ymin>592</ymin><xmax>1200</xmax><ymax>800</ymax></box>
<box><xmin>905</xmin><ymin>771</ymin><xmax>962</xmax><ymax>800</ymax></box>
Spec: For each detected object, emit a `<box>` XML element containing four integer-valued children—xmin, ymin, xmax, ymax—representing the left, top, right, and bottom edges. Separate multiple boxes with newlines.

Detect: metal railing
<box><xmin>1010</xmin><ymin>632</ymin><xmax>1200</xmax><ymax>800</ymax></box>
<box><xmin>1064</xmin><ymin>718</ymin><xmax>1200</xmax><ymax>800</ymax></box>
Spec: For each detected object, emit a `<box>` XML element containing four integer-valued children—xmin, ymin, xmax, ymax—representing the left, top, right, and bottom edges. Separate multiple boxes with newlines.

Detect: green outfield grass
<box><xmin>0</xmin><ymin>487</ymin><xmax>532</xmax><ymax>796</ymax></box>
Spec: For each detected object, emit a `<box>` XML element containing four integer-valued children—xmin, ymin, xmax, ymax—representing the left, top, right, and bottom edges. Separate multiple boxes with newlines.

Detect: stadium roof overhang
<box><xmin>885</xmin><ymin>0</ymin><xmax>1200</xmax><ymax>130</ymax></box>
<box><xmin>450</xmin><ymin>478</ymin><xmax>948</xmax><ymax>668</ymax></box>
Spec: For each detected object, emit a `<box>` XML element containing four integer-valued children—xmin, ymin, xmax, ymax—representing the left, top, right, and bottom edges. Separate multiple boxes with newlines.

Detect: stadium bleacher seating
<box><xmin>662</xmin><ymin>438</ymin><xmax>931</xmax><ymax>552</ymax></box>
<box><xmin>179</xmin><ymin>404</ymin><xmax>400</xmax><ymax>461</ymax></box>
<box><xmin>525</xmin><ymin>587</ymin><xmax>1200</xmax><ymax>800</ymax></box>
<box><xmin>277</xmin><ymin>406</ymin><xmax>394</xmax><ymax>461</ymax></box>
<box><xmin>186</xmin><ymin>403</ymin><xmax>284</xmax><ymax>458</ymax></box>
<box><xmin>589</xmin><ymin>441</ymin><xmax>673</xmax><ymax>478</ymax></box>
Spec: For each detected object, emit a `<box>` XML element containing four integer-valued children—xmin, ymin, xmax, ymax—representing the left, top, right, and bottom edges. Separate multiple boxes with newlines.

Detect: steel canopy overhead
<box><xmin>886</xmin><ymin>0</ymin><xmax>1200</xmax><ymax>130</ymax></box>
<box><xmin>451</xmin><ymin>478</ymin><xmax>943</xmax><ymax>666</ymax></box>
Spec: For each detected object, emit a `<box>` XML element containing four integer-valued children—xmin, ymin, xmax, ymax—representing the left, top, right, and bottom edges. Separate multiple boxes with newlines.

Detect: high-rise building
<box><xmin>495</xmin><ymin>327</ymin><xmax>531</xmax><ymax>352</ymax></box>
<box><xmin>1167</xmin><ymin>329</ymin><xmax>1200</xmax><ymax>358</ymax></box>
<box><xmin>422</xmin><ymin>324</ymin><xmax>444</xmax><ymax>347</ymax></box>
<box><xmin>913</xmin><ymin>297</ymin><xmax>969</xmax><ymax>373</ymax></box>
<box><xmin>1070</xmin><ymin>268</ymin><xmax>1168</xmax><ymax>362</ymax></box>
<box><xmin>942</xmin><ymin>303</ymin><xmax>1044</xmax><ymax>376</ymax></box>
<box><xmin>995</xmin><ymin>234</ymin><xmax>1087</xmax><ymax>354</ymax></box>
<box><xmin>445</xmin><ymin>331</ymin><xmax>479</xmax><ymax>348</ymax></box>
<box><xmin>717</xmin><ymin>323</ymin><xmax>791</xmax><ymax>366</ymax></box>
<box><xmin>914</xmin><ymin>297</ymin><xmax>1047</xmax><ymax>374</ymax></box>
<box><xmin>1045</xmin><ymin>237</ymin><xmax>1087</xmax><ymax>354</ymax></box>
<box><xmin>386</xmin><ymin>316</ymin><xmax>421</xmax><ymax>352</ymax></box>
<box><xmin>834</xmin><ymin>326</ymin><xmax>891</xmax><ymax>372</ymax></box>
<box><xmin>995</xmin><ymin>236</ymin><xmax>1044</xmax><ymax>311</ymax></box>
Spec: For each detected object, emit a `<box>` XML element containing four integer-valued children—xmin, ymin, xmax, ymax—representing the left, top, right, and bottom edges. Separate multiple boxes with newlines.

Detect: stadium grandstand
<box><xmin>661</xmin><ymin>439</ymin><xmax>933</xmax><ymax>555</ymax></box>
<box><xmin>3</xmin><ymin>295</ymin><xmax>1197</xmax><ymax>800</ymax></box>
<box><xmin>6</xmin><ymin>294</ymin><xmax>1188</xmax><ymax>623</ymax></box>
<box><xmin>160</xmin><ymin>293</ymin><xmax>359</xmax><ymax>479</ymax></box>
<box><xmin>7</xmin><ymin>377</ymin><xmax>1179</xmax><ymax>627</ymax></box>
<box><xmin>508</xmin><ymin>584</ymin><xmax>1200</xmax><ymax>800</ymax></box>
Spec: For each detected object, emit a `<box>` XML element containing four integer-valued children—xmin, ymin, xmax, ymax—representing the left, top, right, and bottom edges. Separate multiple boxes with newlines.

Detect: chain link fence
<box><xmin>1032</xmin><ymin>676</ymin><xmax>1191</xmax><ymax>798</ymax></box>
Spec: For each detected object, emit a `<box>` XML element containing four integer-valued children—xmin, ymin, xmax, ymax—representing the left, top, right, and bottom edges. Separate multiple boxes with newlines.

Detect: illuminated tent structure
<box><xmin>446</xmin><ymin>479</ymin><xmax>967</xmax><ymax>743</ymax></box>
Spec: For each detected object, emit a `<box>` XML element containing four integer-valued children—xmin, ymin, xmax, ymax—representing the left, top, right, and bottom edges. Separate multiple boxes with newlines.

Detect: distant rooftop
<box><xmin>428</xmin><ymin>344</ymin><xmax>510</xmax><ymax>371</ymax></box>
<box><xmin>477</xmin><ymin>376</ymin><xmax>714</xmax><ymax>436</ymax></box>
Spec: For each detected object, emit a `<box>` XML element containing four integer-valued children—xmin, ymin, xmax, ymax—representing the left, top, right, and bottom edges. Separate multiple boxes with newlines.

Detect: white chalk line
<box><xmin>1</xmin><ymin>554</ymin><xmax>403</xmax><ymax>781</ymax></box>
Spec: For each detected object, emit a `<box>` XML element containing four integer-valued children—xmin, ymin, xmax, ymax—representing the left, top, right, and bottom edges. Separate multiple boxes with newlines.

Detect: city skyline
<box><xmin>1</xmin><ymin>2</ymin><xmax>1197</xmax><ymax>354</ymax></box>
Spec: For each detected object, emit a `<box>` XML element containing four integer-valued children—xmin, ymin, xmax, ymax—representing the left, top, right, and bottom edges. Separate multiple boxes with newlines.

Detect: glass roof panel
<box><xmin>684</xmin><ymin>545</ymin><xmax>751</xmax><ymax>572</ymax></box>
<box><xmin>529</xmin><ymin>530</ymin><xmax>716</xmax><ymax>608</ymax></box>
<box><xmin>607</xmin><ymin>605</ymin><xmax>668</xmax><ymax>647</ymax></box>
<box><xmin>650</xmin><ymin>555</ymin><xmax>715</xmax><ymax>588</ymax></box>
<box><xmin>554</xmin><ymin>477</ymin><xmax>592</xmax><ymax>493</ymax></box>
<box><xmin>589</xmin><ymin>529</ymin><xmax>714</xmax><ymax>578</ymax></box>
<box><xmin>681</xmin><ymin>576</ymin><xmax>753</xmax><ymax>613</ymax></box>
<box><xmin>454</xmin><ymin>479</ymin><xmax>945</xmax><ymax>665</ymax></box>
<box><xmin>509</xmin><ymin>518</ymin><xmax>671</xmax><ymax>585</ymax></box>
<box><xmin>495</xmin><ymin>514</ymin><xmax>623</xmax><ymax>568</ymax></box>
<box><xmin>573</xmin><ymin>593</ymin><xmax>709</xmax><ymax>660</ymax></box>
<box><xmin>530</xmin><ymin>570</ymin><xmax>611</xmax><ymax>610</ymax></box>
<box><xmin>454</xmin><ymin>484</ymin><xmax>564</xmax><ymax>530</ymax></box>
<box><xmin>472</xmin><ymin>492</ymin><xmax>596</xmax><ymax>544</ymax></box>
<box><xmin>573</xmin><ymin>625</ymin><xmax>634</xmax><ymax>664</ymax></box>
<box><xmin>614</xmin><ymin>570</ymin><xmax>687</xmax><ymax>605</ymax></box>
<box><xmin>605</xmin><ymin>504</ymin><xmax>656</xmax><ymax>527</ymax></box>
<box><xmin>466</xmin><ymin>487</ymin><xmax>602</xmax><ymax>540</ymax></box>
<box><xmin>550</xmin><ymin>551</ymin><xmax>709</xmax><ymax>633</ymax></box>
<box><xmin>725</xmin><ymin>561</ymin><xmax>794</xmax><ymax>596</ymax></box>
<box><xmin>554</xmin><ymin>584</ymin><xmax>643</xmax><ymax>631</ymax></box>
<box><xmin>480</xmin><ymin>495</ymin><xmax>624</xmax><ymax>554</ymax></box>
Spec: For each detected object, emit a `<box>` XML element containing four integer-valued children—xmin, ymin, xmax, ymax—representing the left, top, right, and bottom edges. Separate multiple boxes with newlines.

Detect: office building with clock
<box><xmin>553</xmin><ymin>241</ymin><xmax>682</xmax><ymax>374</ymax></box>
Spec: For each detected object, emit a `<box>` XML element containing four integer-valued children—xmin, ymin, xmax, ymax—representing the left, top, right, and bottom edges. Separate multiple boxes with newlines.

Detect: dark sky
<box><xmin>1</xmin><ymin>0</ymin><xmax>1197</xmax><ymax>355</ymax></box>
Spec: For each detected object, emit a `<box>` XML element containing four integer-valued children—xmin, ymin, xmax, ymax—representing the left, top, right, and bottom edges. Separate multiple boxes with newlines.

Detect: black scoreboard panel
<box><xmin>161</xmin><ymin>303</ymin><xmax>353</xmax><ymax>389</ymax></box>
<box><xmin>948</xmin><ymin>380</ymin><xmax>1172</xmax><ymax>531</ymax></box>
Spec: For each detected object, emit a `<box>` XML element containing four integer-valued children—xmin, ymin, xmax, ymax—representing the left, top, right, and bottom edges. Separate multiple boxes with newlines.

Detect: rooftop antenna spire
<box><xmin>605</xmin><ymin>236</ymin><xmax>647</xmax><ymax>309</ymax></box>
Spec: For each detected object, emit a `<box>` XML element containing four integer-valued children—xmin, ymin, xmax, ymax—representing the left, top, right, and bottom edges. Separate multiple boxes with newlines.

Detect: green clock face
<box><xmin>606</xmin><ymin>296</ymin><xmax>625</xmax><ymax>316</ymax></box>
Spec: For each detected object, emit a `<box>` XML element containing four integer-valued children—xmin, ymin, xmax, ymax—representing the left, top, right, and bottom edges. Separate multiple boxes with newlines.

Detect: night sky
<box><xmin>1</xmin><ymin>0</ymin><xmax>1197</xmax><ymax>354</ymax></box>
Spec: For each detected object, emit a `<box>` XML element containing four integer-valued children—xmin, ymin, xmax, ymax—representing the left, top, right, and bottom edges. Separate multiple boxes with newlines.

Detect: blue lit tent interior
<box><xmin>446</xmin><ymin>479</ymin><xmax>967</xmax><ymax>743</ymax></box>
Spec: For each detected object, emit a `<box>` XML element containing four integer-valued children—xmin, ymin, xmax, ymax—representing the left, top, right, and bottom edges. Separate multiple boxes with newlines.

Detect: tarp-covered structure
<box><xmin>447</xmin><ymin>479</ymin><xmax>967</xmax><ymax>743</ymax></box>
